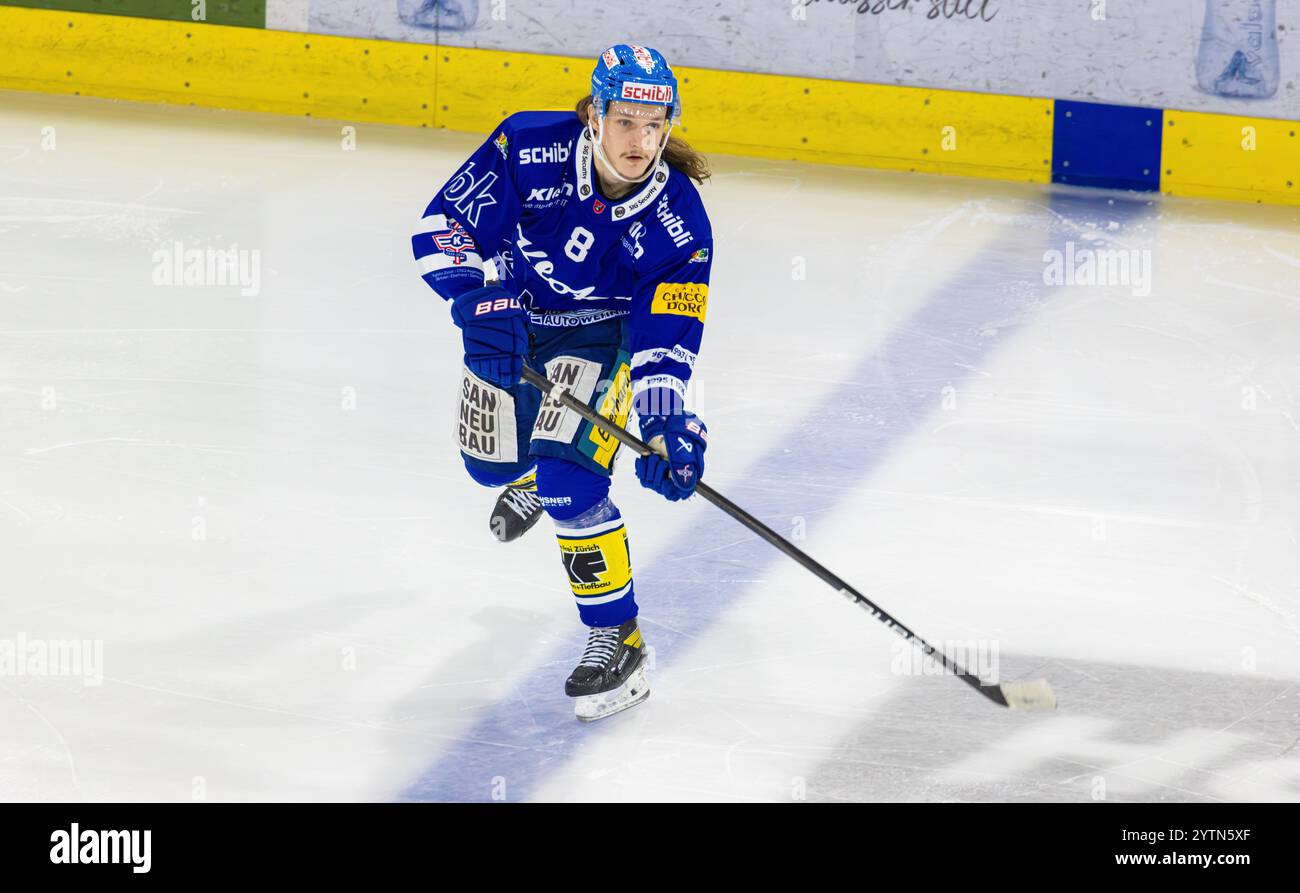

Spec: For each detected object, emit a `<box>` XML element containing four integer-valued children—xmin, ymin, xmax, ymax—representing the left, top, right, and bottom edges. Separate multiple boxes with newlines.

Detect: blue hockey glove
<box><xmin>636</xmin><ymin>396</ymin><xmax>708</xmax><ymax>502</ymax></box>
<box><xmin>449</xmin><ymin>285</ymin><xmax>527</xmax><ymax>389</ymax></box>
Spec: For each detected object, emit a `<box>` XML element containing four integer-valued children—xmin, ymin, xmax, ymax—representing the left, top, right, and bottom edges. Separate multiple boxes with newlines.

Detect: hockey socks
<box><xmin>553</xmin><ymin>505</ymin><xmax>638</xmax><ymax>627</ymax></box>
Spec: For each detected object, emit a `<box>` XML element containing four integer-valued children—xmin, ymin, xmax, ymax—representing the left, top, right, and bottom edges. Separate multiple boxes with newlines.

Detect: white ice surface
<box><xmin>1</xmin><ymin>92</ymin><xmax>1298</xmax><ymax>802</ymax></box>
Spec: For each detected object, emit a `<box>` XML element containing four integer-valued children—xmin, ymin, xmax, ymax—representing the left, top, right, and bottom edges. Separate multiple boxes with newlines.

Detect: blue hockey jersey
<box><xmin>413</xmin><ymin>110</ymin><xmax>713</xmax><ymax>405</ymax></box>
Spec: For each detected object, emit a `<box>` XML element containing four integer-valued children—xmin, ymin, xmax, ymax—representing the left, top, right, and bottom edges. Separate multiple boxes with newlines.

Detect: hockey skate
<box><xmin>566</xmin><ymin>618</ymin><xmax>650</xmax><ymax>722</ymax></box>
<box><xmin>489</xmin><ymin>470</ymin><xmax>544</xmax><ymax>542</ymax></box>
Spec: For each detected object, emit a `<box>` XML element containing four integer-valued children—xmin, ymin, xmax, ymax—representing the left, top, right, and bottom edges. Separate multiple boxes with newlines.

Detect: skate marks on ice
<box><xmin>803</xmin><ymin>655</ymin><xmax>1300</xmax><ymax>802</ymax></box>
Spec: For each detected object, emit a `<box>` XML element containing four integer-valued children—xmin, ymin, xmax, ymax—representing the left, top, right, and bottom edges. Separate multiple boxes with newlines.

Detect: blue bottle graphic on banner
<box><xmin>398</xmin><ymin>0</ymin><xmax>479</xmax><ymax>29</ymax></box>
<box><xmin>1196</xmin><ymin>0</ymin><xmax>1279</xmax><ymax>98</ymax></box>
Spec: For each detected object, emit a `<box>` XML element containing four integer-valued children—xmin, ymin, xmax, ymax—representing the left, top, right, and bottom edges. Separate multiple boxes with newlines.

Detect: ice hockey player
<box><xmin>412</xmin><ymin>44</ymin><xmax>714</xmax><ymax>721</ymax></box>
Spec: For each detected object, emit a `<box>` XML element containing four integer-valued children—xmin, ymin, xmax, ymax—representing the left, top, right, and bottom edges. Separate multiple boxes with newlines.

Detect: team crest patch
<box><xmin>688</xmin><ymin>247</ymin><xmax>709</xmax><ymax>263</ymax></box>
<box><xmin>433</xmin><ymin>219</ymin><xmax>477</xmax><ymax>266</ymax></box>
<box><xmin>592</xmin><ymin>199</ymin><xmax>605</xmax><ymax>214</ymax></box>
<box><xmin>494</xmin><ymin>131</ymin><xmax>508</xmax><ymax>158</ymax></box>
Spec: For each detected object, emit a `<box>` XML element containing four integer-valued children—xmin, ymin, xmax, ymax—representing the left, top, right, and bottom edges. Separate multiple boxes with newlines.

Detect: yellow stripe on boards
<box><xmin>1161</xmin><ymin>110</ymin><xmax>1299</xmax><ymax>207</ymax></box>
<box><xmin>0</xmin><ymin>7</ymin><xmax>1051</xmax><ymax>181</ymax></box>
<box><xmin>436</xmin><ymin>44</ymin><xmax>583</xmax><ymax>132</ymax></box>
<box><xmin>0</xmin><ymin>7</ymin><xmax>436</xmax><ymax>126</ymax></box>
<box><xmin>438</xmin><ymin>49</ymin><xmax>1057</xmax><ymax>180</ymax></box>
<box><xmin>673</xmin><ymin>67</ymin><xmax>1055</xmax><ymax>183</ymax></box>
<box><xmin>0</xmin><ymin>6</ymin><xmax>1293</xmax><ymax>204</ymax></box>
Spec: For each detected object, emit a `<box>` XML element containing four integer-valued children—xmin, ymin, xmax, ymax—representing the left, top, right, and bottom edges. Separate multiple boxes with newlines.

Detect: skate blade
<box><xmin>574</xmin><ymin>665</ymin><xmax>650</xmax><ymax>723</ymax></box>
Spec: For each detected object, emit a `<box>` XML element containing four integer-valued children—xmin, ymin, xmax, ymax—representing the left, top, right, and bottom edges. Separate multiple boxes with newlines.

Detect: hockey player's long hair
<box><xmin>576</xmin><ymin>96</ymin><xmax>712</xmax><ymax>185</ymax></box>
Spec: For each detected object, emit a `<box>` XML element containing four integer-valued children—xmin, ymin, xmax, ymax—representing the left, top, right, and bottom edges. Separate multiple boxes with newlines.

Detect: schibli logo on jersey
<box><xmin>518</xmin><ymin>141</ymin><xmax>572</xmax><ymax>165</ymax></box>
<box><xmin>621</xmin><ymin>82</ymin><xmax>672</xmax><ymax>104</ymax></box>
<box><xmin>655</xmin><ymin>193</ymin><xmax>693</xmax><ymax>248</ymax></box>
<box><xmin>474</xmin><ymin>296</ymin><xmax>521</xmax><ymax>315</ymax></box>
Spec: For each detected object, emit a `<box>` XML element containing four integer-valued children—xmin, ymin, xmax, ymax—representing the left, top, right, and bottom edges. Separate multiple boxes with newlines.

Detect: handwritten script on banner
<box><xmin>799</xmin><ymin>0</ymin><xmax>1000</xmax><ymax>22</ymax></box>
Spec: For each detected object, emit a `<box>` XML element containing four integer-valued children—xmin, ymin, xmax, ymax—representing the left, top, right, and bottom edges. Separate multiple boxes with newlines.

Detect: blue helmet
<box><xmin>590</xmin><ymin>44</ymin><xmax>681</xmax><ymax>125</ymax></box>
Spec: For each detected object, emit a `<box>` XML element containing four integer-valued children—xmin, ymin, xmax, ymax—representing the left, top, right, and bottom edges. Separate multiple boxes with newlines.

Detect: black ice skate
<box><xmin>489</xmin><ymin>470</ymin><xmax>544</xmax><ymax>542</ymax></box>
<box><xmin>565</xmin><ymin>618</ymin><xmax>650</xmax><ymax>722</ymax></box>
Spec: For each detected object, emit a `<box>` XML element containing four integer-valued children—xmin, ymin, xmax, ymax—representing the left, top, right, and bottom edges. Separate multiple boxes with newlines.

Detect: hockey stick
<box><xmin>521</xmin><ymin>366</ymin><xmax>1056</xmax><ymax>711</ymax></box>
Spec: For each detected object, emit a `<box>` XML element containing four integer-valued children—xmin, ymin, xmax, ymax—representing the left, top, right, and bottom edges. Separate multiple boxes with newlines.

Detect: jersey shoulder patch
<box><xmin>498</xmin><ymin>111</ymin><xmax>583</xmax><ymax>167</ymax></box>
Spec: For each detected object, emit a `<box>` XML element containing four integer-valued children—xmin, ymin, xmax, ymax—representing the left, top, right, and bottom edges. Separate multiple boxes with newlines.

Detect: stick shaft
<box><xmin>519</xmin><ymin>366</ymin><xmax>1007</xmax><ymax>706</ymax></box>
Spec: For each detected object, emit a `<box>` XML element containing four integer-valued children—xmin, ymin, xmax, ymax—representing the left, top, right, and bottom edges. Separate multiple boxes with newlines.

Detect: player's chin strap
<box><xmin>586</xmin><ymin>118</ymin><xmax>673</xmax><ymax>185</ymax></box>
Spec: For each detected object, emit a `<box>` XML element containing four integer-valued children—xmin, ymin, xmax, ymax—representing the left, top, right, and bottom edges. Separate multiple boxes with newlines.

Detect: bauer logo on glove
<box><xmin>474</xmin><ymin>295</ymin><xmax>522</xmax><ymax>316</ymax></box>
<box><xmin>449</xmin><ymin>284</ymin><xmax>528</xmax><ymax>389</ymax></box>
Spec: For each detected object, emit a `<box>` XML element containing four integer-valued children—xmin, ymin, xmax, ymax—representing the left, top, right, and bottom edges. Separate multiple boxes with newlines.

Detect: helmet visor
<box><xmin>597</xmin><ymin>100</ymin><xmax>672</xmax><ymax>155</ymax></box>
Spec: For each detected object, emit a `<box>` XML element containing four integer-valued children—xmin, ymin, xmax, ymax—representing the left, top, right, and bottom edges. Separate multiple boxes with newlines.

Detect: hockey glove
<box><xmin>449</xmin><ymin>285</ymin><xmax>528</xmax><ymax>389</ymax></box>
<box><xmin>636</xmin><ymin>399</ymin><xmax>708</xmax><ymax>502</ymax></box>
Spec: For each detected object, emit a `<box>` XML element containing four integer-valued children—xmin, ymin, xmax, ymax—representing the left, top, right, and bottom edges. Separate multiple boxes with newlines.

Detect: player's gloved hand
<box><xmin>635</xmin><ymin>389</ymin><xmax>707</xmax><ymax>501</ymax></box>
<box><xmin>449</xmin><ymin>285</ymin><xmax>527</xmax><ymax>389</ymax></box>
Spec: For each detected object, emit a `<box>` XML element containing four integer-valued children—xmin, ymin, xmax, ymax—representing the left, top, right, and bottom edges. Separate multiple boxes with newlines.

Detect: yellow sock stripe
<box><xmin>509</xmin><ymin>469</ymin><xmax>537</xmax><ymax>491</ymax></box>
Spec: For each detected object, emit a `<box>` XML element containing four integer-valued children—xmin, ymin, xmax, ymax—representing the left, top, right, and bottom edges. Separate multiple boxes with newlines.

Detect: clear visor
<box><xmin>597</xmin><ymin>101</ymin><xmax>672</xmax><ymax>154</ymax></box>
